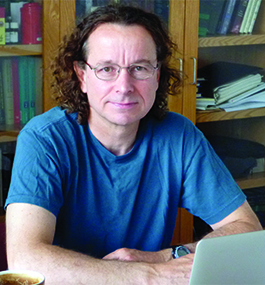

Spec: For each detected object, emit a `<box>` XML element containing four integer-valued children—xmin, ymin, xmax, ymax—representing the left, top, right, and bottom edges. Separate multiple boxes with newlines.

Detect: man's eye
<box><xmin>134</xmin><ymin>66</ymin><xmax>145</xmax><ymax>71</ymax></box>
<box><xmin>132</xmin><ymin>65</ymin><xmax>151</xmax><ymax>73</ymax></box>
<box><xmin>98</xmin><ymin>66</ymin><xmax>116</xmax><ymax>73</ymax></box>
<box><xmin>103</xmin><ymin>66</ymin><xmax>113</xmax><ymax>72</ymax></box>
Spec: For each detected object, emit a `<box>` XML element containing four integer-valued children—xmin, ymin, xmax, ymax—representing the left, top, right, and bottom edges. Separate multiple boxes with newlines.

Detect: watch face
<box><xmin>177</xmin><ymin>246</ymin><xmax>190</xmax><ymax>257</ymax></box>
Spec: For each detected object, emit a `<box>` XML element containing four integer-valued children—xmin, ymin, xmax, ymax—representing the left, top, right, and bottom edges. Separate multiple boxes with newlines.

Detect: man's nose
<box><xmin>115</xmin><ymin>68</ymin><xmax>134</xmax><ymax>94</ymax></box>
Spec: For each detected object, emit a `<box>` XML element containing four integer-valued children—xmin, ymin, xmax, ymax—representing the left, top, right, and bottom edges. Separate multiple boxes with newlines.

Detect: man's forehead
<box><xmin>88</xmin><ymin>23</ymin><xmax>154</xmax><ymax>45</ymax></box>
<box><xmin>86</xmin><ymin>23</ymin><xmax>157</xmax><ymax>61</ymax></box>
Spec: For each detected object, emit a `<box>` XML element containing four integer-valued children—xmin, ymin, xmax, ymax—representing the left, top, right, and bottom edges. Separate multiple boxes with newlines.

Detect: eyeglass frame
<box><xmin>83</xmin><ymin>60</ymin><xmax>160</xmax><ymax>81</ymax></box>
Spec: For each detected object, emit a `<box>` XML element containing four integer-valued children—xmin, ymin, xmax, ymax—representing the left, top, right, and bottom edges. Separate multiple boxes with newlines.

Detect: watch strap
<box><xmin>172</xmin><ymin>245</ymin><xmax>190</xmax><ymax>259</ymax></box>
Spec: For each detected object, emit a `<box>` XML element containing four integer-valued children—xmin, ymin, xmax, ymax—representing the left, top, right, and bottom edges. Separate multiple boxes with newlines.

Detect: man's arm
<box><xmin>6</xmin><ymin>203</ymin><xmax>193</xmax><ymax>285</ymax></box>
<box><xmin>105</xmin><ymin>200</ymin><xmax>262</xmax><ymax>262</ymax></box>
<box><xmin>185</xmin><ymin>200</ymin><xmax>263</xmax><ymax>253</ymax></box>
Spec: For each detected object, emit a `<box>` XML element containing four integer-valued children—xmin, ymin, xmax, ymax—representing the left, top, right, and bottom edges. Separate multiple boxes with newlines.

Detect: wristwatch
<box><xmin>172</xmin><ymin>245</ymin><xmax>190</xmax><ymax>259</ymax></box>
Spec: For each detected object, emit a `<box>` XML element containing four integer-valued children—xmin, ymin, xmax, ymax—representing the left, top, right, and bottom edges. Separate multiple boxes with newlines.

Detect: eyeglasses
<box><xmin>83</xmin><ymin>61</ymin><xmax>159</xmax><ymax>81</ymax></box>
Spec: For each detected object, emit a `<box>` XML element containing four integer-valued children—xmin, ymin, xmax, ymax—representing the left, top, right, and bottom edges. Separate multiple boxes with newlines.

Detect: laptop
<box><xmin>189</xmin><ymin>230</ymin><xmax>265</xmax><ymax>285</ymax></box>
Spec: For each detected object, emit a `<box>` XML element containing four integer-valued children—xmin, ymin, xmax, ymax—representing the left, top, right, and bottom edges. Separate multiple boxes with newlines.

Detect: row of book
<box><xmin>76</xmin><ymin>0</ymin><xmax>169</xmax><ymax>24</ymax></box>
<box><xmin>199</xmin><ymin>0</ymin><xmax>262</xmax><ymax>37</ymax></box>
<box><xmin>0</xmin><ymin>56</ymin><xmax>42</xmax><ymax>127</ymax></box>
<box><xmin>196</xmin><ymin>61</ymin><xmax>265</xmax><ymax>112</ymax></box>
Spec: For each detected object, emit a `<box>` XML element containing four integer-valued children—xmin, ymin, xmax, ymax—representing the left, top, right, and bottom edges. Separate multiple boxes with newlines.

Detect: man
<box><xmin>5</xmin><ymin>5</ymin><xmax>262</xmax><ymax>285</ymax></box>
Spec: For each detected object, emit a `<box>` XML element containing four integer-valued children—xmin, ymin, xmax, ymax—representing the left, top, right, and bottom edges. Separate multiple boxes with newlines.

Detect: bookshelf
<box><xmin>0</xmin><ymin>0</ymin><xmax>46</xmax><ymax>218</ymax></box>
<box><xmin>197</xmin><ymin>0</ymin><xmax>265</xmax><ymax>229</ymax></box>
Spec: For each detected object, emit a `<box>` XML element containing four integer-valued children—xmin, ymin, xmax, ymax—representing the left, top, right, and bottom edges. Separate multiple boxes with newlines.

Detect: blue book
<box><xmin>200</xmin><ymin>0</ymin><xmax>227</xmax><ymax>35</ymax></box>
<box><xmin>217</xmin><ymin>0</ymin><xmax>237</xmax><ymax>35</ymax></box>
<box><xmin>230</xmin><ymin>0</ymin><xmax>249</xmax><ymax>34</ymax></box>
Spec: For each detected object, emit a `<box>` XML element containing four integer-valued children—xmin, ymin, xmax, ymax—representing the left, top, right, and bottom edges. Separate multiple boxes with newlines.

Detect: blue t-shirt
<box><xmin>5</xmin><ymin>107</ymin><xmax>246</xmax><ymax>258</ymax></box>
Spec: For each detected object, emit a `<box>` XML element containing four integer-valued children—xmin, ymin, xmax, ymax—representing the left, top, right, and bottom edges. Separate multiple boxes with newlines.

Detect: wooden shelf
<box><xmin>0</xmin><ymin>44</ymin><xmax>42</xmax><ymax>57</ymax></box>
<box><xmin>196</xmin><ymin>107</ymin><xmax>265</xmax><ymax>123</ymax></box>
<box><xmin>236</xmin><ymin>172</ymin><xmax>265</xmax><ymax>190</ymax></box>
<box><xmin>198</xmin><ymin>34</ymin><xmax>265</xmax><ymax>48</ymax></box>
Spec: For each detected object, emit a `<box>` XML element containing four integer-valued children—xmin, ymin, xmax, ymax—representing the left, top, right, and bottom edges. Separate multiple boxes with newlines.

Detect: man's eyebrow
<box><xmin>96</xmin><ymin>60</ymin><xmax>115</xmax><ymax>65</ymax></box>
<box><xmin>96</xmin><ymin>59</ymin><xmax>156</xmax><ymax>65</ymax></box>
<box><xmin>133</xmin><ymin>59</ymin><xmax>155</xmax><ymax>64</ymax></box>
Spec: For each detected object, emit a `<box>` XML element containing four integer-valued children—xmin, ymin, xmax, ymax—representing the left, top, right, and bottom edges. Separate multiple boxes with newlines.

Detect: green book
<box><xmin>34</xmin><ymin>56</ymin><xmax>43</xmax><ymax>116</ymax></box>
<box><xmin>0</xmin><ymin>60</ymin><xmax>5</xmax><ymax>125</ymax></box>
<box><xmin>18</xmin><ymin>56</ymin><xmax>29</xmax><ymax>125</ymax></box>
<box><xmin>28</xmin><ymin>57</ymin><xmax>36</xmax><ymax>120</ymax></box>
<box><xmin>2</xmin><ymin>58</ymin><xmax>14</xmax><ymax>125</ymax></box>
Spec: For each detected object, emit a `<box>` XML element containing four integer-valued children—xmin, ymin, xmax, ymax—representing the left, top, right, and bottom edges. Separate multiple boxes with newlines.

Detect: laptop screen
<box><xmin>189</xmin><ymin>230</ymin><xmax>265</xmax><ymax>285</ymax></box>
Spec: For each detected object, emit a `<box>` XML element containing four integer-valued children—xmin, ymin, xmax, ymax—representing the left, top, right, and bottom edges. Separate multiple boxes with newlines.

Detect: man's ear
<box><xmin>155</xmin><ymin>67</ymin><xmax>160</xmax><ymax>91</ymax></box>
<box><xmin>73</xmin><ymin>61</ymin><xmax>87</xmax><ymax>93</ymax></box>
<box><xmin>157</xmin><ymin>67</ymin><xmax>161</xmax><ymax>82</ymax></box>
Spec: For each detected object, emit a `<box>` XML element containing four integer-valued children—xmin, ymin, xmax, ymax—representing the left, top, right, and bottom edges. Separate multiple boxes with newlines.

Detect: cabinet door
<box><xmin>169</xmin><ymin>0</ymin><xmax>199</xmax><ymax>244</ymax></box>
<box><xmin>43</xmin><ymin>0</ymin><xmax>75</xmax><ymax>112</ymax></box>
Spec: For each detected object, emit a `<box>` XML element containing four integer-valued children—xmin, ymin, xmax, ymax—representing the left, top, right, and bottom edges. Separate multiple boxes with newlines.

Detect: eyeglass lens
<box><xmin>95</xmin><ymin>63</ymin><xmax>157</xmax><ymax>80</ymax></box>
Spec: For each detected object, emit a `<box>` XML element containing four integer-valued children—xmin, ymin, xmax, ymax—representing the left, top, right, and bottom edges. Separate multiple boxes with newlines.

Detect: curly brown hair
<box><xmin>51</xmin><ymin>4</ymin><xmax>182</xmax><ymax>124</ymax></box>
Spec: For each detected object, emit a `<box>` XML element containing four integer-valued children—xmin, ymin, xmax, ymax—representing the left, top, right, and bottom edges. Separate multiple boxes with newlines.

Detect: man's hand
<box><xmin>103</xmin><ymin>248</ymin><xmax>172</xmax><ymax>263</ymax></box>
<box><xmin>104</xmin><ymin>248</ymin><xmax>194</xmax><ymax>285</ymax></box>
<box><xmin>149</xmin><ymin>254</ymin><xmax>194</xmax><ymax>285</ymax></box>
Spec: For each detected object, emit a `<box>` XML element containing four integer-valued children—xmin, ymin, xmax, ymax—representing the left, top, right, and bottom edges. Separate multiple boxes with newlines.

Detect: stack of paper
<box><xmin>214</xmin><ymin>73</ymin><xmax>263</xmax><ymax>104</ymax></box>
<box><xmin>197</xmin><ymin>82</ymin><xmax>265</xmax><ymax>112</ymax></box>
<box><xmin>196</xmin><ymin>61</ymin><xmax>265</xmax><ymax>112</ymax></box>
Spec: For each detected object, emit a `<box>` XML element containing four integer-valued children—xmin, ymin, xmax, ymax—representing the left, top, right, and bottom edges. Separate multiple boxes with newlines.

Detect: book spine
<box><xmin>0</xmin><ymin>61</ymin><xmax>5</xmax><ymax>125</ymax></box>
<box><xmin>217</xmin><ymin>0</ymin><xmax>237</xmax><ymax>35</ymax></box>
<box><xmin>199</xmin><ymin>13</ymin><xmax>210</xmax><ymax>37</ymax></box>
<box><xmin>230</xmin><ymin>0</ymin><xmax>249</xmax><ymax>34</ymax></box>
<box><xmin>18</xmin><ymin>57</ymin><xmax>29</xmax><ymax>125</ymax></box>
<box><xmin>239</xmin><ymin>0</ymin><xmax>254</xmax><ymax>33</ymax></box>
<box><xmin>0</xmin><ymin>7</ymin><xmax>5</xmax><ymax>45</ymax></box>
<box><xmin>243</xmin><ymin>0</ymin><xmax>257</xmax><ymax>33</ymax></box>
<box><xmin>247</xmin><ymin>0</ymin><xmax>262</xmax><ymax>33</ymax></box>
<box><xmin>153</xmin><ymin>0</ymin><xmax>169</xmax><ymax>25</ymax></box>
<box><xmin>28</xmin><ymin>57</ymin><xmax>36</xmax><ymax>120</ymax></box>
<box><xmin>2</xmin><ymin>58</ymin><xmax>14</xmax><ymax>125</ymax></box>
<box><xmin>35</xmin><ymin>57</ymin><xmax>43</xmax><ymax>116</ymax></box>
<box><xmin>144</xmin><ymin>0</ymin><xmax>155</xmax><ymax>13</ymax></box>
<box><xmin>206</xmin><ymin>0</ymin><xmax>227</xmax><ymax>35</ymax></box>
<box><xmin>12</xmin><ymin>58</ymin><xmax>20</xmax><ymax>125</ymax></box>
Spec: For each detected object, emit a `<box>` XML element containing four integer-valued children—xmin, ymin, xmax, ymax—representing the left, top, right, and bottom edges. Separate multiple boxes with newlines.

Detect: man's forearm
<box><xmin>9</xmin><ymin>243</ymin><xmax>155</xmax><ymax>285</ymax></box>
<box><xmin>9</xmin><ymin>243</ymin><xmax>194</xmax><ymax>285</ymax></box>
<box><xmin>185</xmin><ymin>210</ymin><xmax>263</xmax><ymax>253</ymax></box>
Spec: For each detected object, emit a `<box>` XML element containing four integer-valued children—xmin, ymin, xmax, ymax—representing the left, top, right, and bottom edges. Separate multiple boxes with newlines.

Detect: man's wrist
<box><xmin>183</xmin><ymin>242</ymin><xmax>197</xmax><ymax>253</ymax></box>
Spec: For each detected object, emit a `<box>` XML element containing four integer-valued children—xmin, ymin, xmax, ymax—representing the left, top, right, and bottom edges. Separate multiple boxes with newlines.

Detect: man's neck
<box><xmin>89</xmin><ymin>120</ymin><xmax>139</xmax><ymax>156</ymax></box>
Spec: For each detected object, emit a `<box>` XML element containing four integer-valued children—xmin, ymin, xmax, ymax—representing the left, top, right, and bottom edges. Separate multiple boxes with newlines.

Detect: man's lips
<box><xmin>110</xmin><ymin>102</ymin><xmax>138</xmax><ymax>109</ymax></box>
